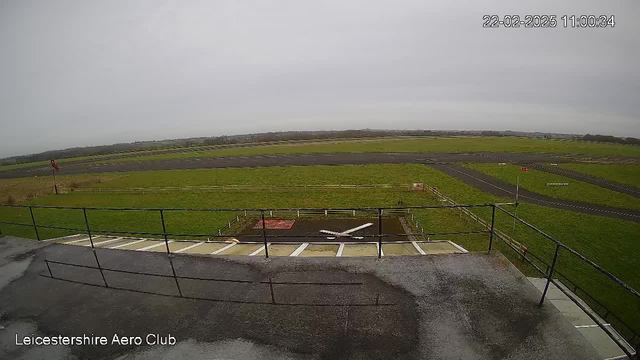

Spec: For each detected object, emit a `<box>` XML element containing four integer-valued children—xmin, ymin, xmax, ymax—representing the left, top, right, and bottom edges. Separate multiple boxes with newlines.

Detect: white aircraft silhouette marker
<box><xmin>319</xmin><ymin>223</ymin><xmax>373</xmax><ymax>240</ymax></box>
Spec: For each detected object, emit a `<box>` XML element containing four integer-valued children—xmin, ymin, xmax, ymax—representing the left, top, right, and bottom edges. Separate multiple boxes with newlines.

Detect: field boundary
<box><xmin>68</xmin><ymin>184</ymin><xmax>416</xmax><ymax>194</ymax></box>
<box><xmin>423</xmin><ymin>183</ymin><xmax>528</xmax><ymax>255</ymax></box>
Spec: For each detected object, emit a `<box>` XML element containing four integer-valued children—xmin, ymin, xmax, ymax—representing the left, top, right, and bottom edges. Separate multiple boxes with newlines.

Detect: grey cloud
<box><xmin>0</xmin><ymin>0</ymin><xmax>638</xmax><ymax>157</ymax></box>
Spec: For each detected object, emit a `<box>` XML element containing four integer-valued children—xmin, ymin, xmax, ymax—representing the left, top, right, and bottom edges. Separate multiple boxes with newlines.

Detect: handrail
<box><xmin>0</xmin><ymin>203</ymin><xmax>501</xmax><ymax>212</ymax></box>
<box><xmin>495</xmin><ymin>204</ymin><xmax>640</xmax><ymax>301</ymax></box>
<box><xmin>1</xmin><ymin>200</ymin><xmax>636</xmax><ymax>354</ymax></box>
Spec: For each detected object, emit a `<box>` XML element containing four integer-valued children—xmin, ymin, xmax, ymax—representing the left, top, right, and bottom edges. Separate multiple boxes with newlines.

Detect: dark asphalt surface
<box><xmin>428</xmin><ymin>163</ymin><xmax>640</xmax><ymax>223</ymax></box>
<box><xmin>5</xmin><ymin>138</ymin><xmax>362</xmax><ymax>170</ymax></box>
<box><xmin>0</xmin><ymin>152</ymin><xmax>586</xmax><ymax>179</ymax></box>
<box><xmin>0</xmin><ymin>236</ymin><xmax>600</xmax><ymax>359</ymax></box>
<box><xmin>238</xmin><ymin>217</ymin><xmax>407</xmax><ymax>243</ymax></box>
<box><xmin>519</xmin><ymin>163</ymin><xmax>640</xmax><ymax>199</ymax></box>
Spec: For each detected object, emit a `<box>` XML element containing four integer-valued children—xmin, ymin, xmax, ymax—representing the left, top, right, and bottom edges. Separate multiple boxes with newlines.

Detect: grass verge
<box><xmin>463</xmin><ymin>163</ymin><xmax>640</xmax><ymax>211</ymax></box>
<box><xmin>556</xmin><ymin>163</ymin><xmax>640</xmax><ymax>189</ymax></box>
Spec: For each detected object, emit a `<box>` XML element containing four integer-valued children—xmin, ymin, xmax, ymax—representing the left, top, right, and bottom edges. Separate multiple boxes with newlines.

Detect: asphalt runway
<box><xmin>428</xmin><ymin>163</ymin><xmax>640</xmax><ymax>223</ymax></box>
<box><xmin>2</xmin><ymin>151</ymin><xmax>639</xmax><ymax>223</ymax></box>
<box><xmin>518</xmin><ymin>163</ymin><xmax>640</xmax><ymax>199</ymax></box>
<box><xmin>0</xmin><ymin>151</ymin><xmax>591</xmax><ymax>179</ymax></box>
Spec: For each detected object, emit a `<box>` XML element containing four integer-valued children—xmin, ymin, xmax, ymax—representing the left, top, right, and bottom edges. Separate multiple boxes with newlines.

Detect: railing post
<box><xmin>377</xmin><ymin>208</ymin><xmax>383</xmax><ymax>259</ymax></box>
<box><xmin>45</xmin><ymin>259</ymin><xmax>53</xmax><ymax>277</ymax></box>
<box><xmin>29</xmin><ymin>206</ymin><xmax>40</xmax><ymax>241</ymax></box>
<box><xmin>160</xmin><ymin>209</ymin><xmax>170</xmax><ymax>254</ymax></box>
<box><xmin>539</xmin><ymin>243</ymin><xmax>561</xmax><ymax>306</ymax></box>
<box><xmin>261</xmin><ymin>210</ymin><xmax>269</xmax><ymax>259</ymax></box>
<box><xmin>92</xmin><ymin>248</ymin><xmax>109</xmax><ymax>287</ymax></box>
<box><xmin>82</xmin><ymin>208</ymin><xmax>94</xmax><ymax>248</ymax></box>
<box><xmin>168</xmin><ymin>256</ymin><xmax>183</xmax><ymax>297</ymax></box>
<box><xmin>488</xmin><ymin>205</ymin><xmax>496</xmax><ymax>253</ymax></box>
<box><xmin>269</xmin><ymin>277</ymin><xmax>276</xmax><ymax>304</ymax></box>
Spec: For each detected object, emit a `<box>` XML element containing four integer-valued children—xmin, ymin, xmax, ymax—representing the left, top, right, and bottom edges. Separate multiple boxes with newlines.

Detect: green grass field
<box><xmin>0</xmin><ymin>163</ymin><xmax>638</xmax><ymax>340</ymax></box>
<box><xmin>0</xmin><ymin>144</ymin><xmax>207</xmax><ymax>171</ymax></box>
<box><xmin>68</xmin><ymin>136</ymin><xmax>640</xmax><ymax>167</ymax></box>
<box><xmin>556</xmin><ymin>163</ymin><xmax>640</xmax><ymax>189</ymax></box>
<box><xmin>3</xmin><ymin>136</ymin><xmax>639</xmax><ymax>174</ymax></box>
<box><xmin>463</xmin><ymin>163</ymin><xmax>640</xmax><ymax>211</ymax></box>
<box><xmin>4</xmin><ymin>136</ymin><xmax>640</xmax><ymax>172</ymax></box>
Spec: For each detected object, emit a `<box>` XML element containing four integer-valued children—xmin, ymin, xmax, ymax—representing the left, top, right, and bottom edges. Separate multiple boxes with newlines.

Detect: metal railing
<box><xmin>0</xmin><ymin>203</ymin><xmax>494</xmax><ymax>260</ymax></box>
<box><xmin>0</xmin><ymin>202</ymin><xmax>638</xmax><ymax>358</ymax></box>
<box><xmin>493</xmin><ymin>205</ymin><xmax>639</xmax><ymax>359</ymax></box>
<box><xmin>42</xmin><ymin>257</ymin><xmax>394</xmax><ymax>307</ymax></box>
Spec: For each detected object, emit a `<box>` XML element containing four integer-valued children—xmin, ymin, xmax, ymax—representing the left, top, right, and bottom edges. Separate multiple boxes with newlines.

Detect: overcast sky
<box><xmin>1</xmin><ymin>1</ymin><xmax>638</xmax><ymax>157</ymax></box>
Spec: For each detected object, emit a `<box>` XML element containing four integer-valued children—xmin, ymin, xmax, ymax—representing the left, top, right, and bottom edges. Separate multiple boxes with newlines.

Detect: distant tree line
<box><xmin>2</xmin><ymin>129</ymin><xmax>637</xmax><ymax>166</ymax></box>
<box><xmin>581</xmin><ymin>134</ymin><xmax>640</xmax><ymax>145</ymax></box>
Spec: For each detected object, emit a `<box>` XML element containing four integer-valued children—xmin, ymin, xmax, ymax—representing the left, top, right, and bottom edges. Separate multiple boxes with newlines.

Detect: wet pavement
<box><xmin>0</xmin><ymin>236</ymin><xmax>600</xmax><ymax>359</ymax></box>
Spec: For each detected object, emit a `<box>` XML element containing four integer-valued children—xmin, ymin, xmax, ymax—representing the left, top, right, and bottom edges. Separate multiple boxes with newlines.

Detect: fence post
<box><xmin>261</xmin><ymin>210</ymin><xmax>269</xmax><ymax>259</ymax></box>
<box><xmin>539</xmin><ymin>243</ymin><xmax>561</xmax><ymax>306</ymax></box>
<box><xmin>160</xmin><ymin>209</ymin><xmax>170</xmax><ymax>255</ymax></box>
<box><xmin>488</xmin><ymin>205</ymin><xmax>496</xmax><ymax>253</ymax></box>
<box><xmin>82</xmin><ymin>208</ymin><xmax>93</xmax><ymax>248</ymax></box>
<box><xmin>28</xmin><ymin>206</ymin><xmax>40</xmax><ymax>241</ymax></box>
<box><xmin>377</xmin><ymin>208</ymin><xmax>383</xmax><ymax>259</ymax></box>
<box><xmin>83</xmin><ymin>208</ymin><xmax>107</xmax><ymax>287</ymax></box>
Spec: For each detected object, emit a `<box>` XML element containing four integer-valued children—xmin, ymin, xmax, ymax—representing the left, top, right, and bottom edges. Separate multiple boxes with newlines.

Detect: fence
<box><xmin>0</xmin><ymin>202</ymin><xmax>638</xmax><ymax>358</ymax></box>
<box><xmin>42</xmin><ymin>257</ymin><xmax>394</xmax><ymax>307</ymax></box>
<box><xmin>0</xmin><ymin>203</ymin><xmax>495</xmax><ymax>259</ymax></box>
<box><xmin>68</xmin><ymin>184</ymin><xmax>414</xmax><ymax>194</ymax></box>
<box><xmin>493</xmin><ymin>205</ymin><xmax>639</xmax><ymax>359</ymax></box>
<box><xmin>422</xmin><ymin>184</ymin><xmax>639</xmax><ymax>357</ymax></box>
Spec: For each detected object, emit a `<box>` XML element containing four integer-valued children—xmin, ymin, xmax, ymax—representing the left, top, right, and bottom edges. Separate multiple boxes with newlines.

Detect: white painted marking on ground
<box><xmin>447</xmin><ymin>241</ymin><xmax>469</xmax><ymax>253</ymax></box>
<box><xmin>92</xmin><ymin>237</ymin><xmax>123</xmax><ymax>246</ymax></box>
<box><xmin>63</xmin><ymin>237</ymin><xmax>91</xmax><ymax>244</ymax></box>
<box><xmin>377</xmin><ymin>243</ymin><xmax>384</xmax><ymax>257</ymax></box>
<box><xmin>43</xmin><ymin>234</ymin><xmax>85</xmax><ymax>242</ymax></box>
<box><xmin>290</xmin><ymin>243</ymin><xmax>309</xmax><ymax>257</ymax></box>
<box><xmin>110</xmin><ymin>239</ymin><xmax>146</xmax><ymax>249</ymax></box>
<box><xmin>575</xmin><ymin>324</ymin><xmax>611</xmax><ymax>328</ymax></box>
<box><xmin>174</xmin><ymin>242</ymin><xmax>204</xmax><ymax>253</ymax></box>
<box><xmin>336</xmin><ymin>243</ymin><xmax>345</xmax><ymax>257</ymax></box>
<box><xmin>249</xmin><ymin>244</ymin><xmax>270</xmax><ymax>256</ymax></box>
<box><xmin>604</xmin><ymin>355</ymin><xmax>633</xmax><ymax>360</ymax></box>
<box><xmin>412</xmin><ymin>241</ymin><xmax>426</xmax><ymax>255</ymax></box>
<box><xmin>137</xmin><ymin>241</ymin><xmax>173</xmax><ymax>251</ymax></box>
<box><xmin>211</xmin><ymin>243</ymin><xmax>236</xmax><ymax>255</ymax></box>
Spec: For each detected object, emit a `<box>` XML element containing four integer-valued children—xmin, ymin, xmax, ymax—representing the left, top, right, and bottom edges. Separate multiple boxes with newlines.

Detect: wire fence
<box><xmin>66</xmin><ymin>184</ymin><xmax>415</xmax><ymax>194</ymax></box>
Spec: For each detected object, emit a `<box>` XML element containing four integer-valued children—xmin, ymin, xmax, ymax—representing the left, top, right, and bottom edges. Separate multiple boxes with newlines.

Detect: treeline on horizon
<box><xmin>2</xmin><ymin>129</ymin><xmax>638</xmax><ymax>166</ymax></box>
